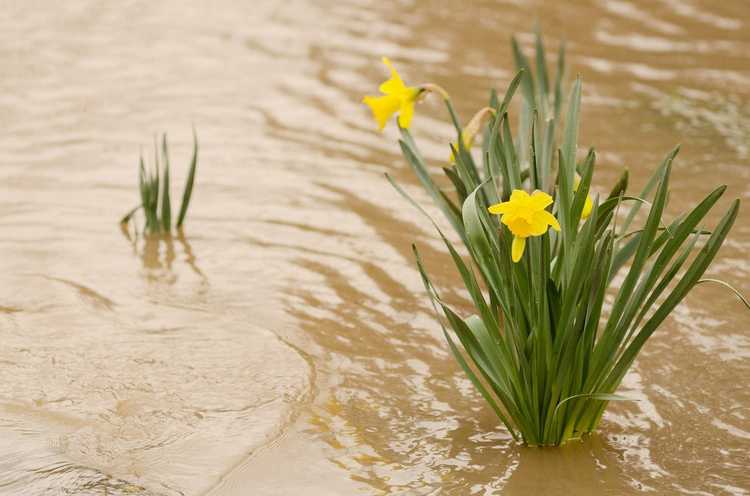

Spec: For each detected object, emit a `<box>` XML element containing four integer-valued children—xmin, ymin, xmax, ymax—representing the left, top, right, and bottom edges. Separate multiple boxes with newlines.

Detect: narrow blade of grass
<box><xmin>176</xmin><ymin>128</ymin><xmax>199</xmax><ymax>229</ymax></box>
<box><xmin>161</xmin><ymin>134</ymin><xmax>172</xmax><ymax>232</ymax></box>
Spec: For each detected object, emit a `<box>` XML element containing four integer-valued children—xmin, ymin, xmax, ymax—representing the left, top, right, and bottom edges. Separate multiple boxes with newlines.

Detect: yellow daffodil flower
<box><xmin>363</xmin><ymin>57</ymin><xmax>422</xmax><ymax>131</ymax></box>
<box><xmin>574</xmin><ymin>174</ymin><xmax>593</xmax><ymax>219</ymax></box>
<box><xmin>488</xmin><ymin>190</ymin><xmax>561</xmax><ymax>263</ymax></box>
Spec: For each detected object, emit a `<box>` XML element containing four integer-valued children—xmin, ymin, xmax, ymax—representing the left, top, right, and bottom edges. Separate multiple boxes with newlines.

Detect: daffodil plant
<box><xmin>365</xmin><ymin>32</ymin><xmax>743</xmax><ymax>446</ymax></box>
<box><xmin>121</xmin><ymin>130</ymin><xmax>199</xmax><ymax>235</ymax></box>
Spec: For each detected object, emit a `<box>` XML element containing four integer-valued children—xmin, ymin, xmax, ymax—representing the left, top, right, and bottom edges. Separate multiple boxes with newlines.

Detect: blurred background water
<box><xmin>0</xmin><ymin>0</ymin><xmax>748</xmax><ymax>494</ymax></box>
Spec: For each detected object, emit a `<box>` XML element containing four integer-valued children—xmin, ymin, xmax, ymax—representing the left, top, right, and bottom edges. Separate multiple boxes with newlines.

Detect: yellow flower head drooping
<box><xmin>449</xmin><ymin>107</ymin><xmax>494</xmax><ymax>164</ymax></box>
<box><xmin>488</xmin><ymin>190</ymin><xmax>561</xmax><ymax>263</ymax></box>
<box><xmin>363</xmin><ymin>57</ymin><xmax>422</xmax><ymax>131</ymax></box>
<box><xmin>574</xmin><ymin>174</ymin><xmax>593</xmax><ymax>219</ymax></box>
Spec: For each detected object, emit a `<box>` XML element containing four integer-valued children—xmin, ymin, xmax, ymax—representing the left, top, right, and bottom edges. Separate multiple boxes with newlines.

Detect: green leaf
<box><xmin>398</xmin><ymin>129</ymin><xmax>465</xmax><ymax>243</ymax></box>
<box><xmin>177</xmin><ymin>128</ymin><xmax>199</xmax><ymax>229</ymax></box>
<box><xmin>590</xmin><ymin>153</ymin><xmax>674</xmax><ymax>379</ymax></box>
<box><xmin>561</xmin><ymin>77</ymin><xmax>582</xmax><ymax>193</ymax></box>
<box><xmin>604</xmin><ymin>198</ymin><xmax>740</xmax><ymax>391</ymax></box>
<box><xmin>161</xmin><ymin>134</ymin><xmax>172</xmax><ymax>232</ymax></box>
<box><xmin>412</xmin><ymin>244</ymin><xmax>522</xmax><ymax>441</ymax></box>
<box><xmin>442</xmin><ymin>166</ymin><xmax>468</xmax><ymax>203</ymax></box>
<box><xmin>695</xmin><ymin>278</ymin><xmax>750</xmax><ymax>310</ymax></box>
<box><xmin>552</xmin><ymin>393</ymin><xmax>634</xmax><ymax>421</ymax></box>
<box><xmin>511</xmin><ymin>36</ymin><xmax>535</xmax><ymax>110</ymax></box>
<box><xmin>620</xmin><ymin>147</ymin><xmax>678</xmax><ymax>236</ymax></box>
<box><xmin>553</xmin><ymin>41</ymin><xmax>566</xmax><ymax>121</ymax></box>
<box><xmin>120</xmin><ymin>205</ymin><xmax>141</xmax><ymax>225</ymax></box>
<box><xmin>501</xmin><ymin>115</ymin><xmax>522</xmax><ymax>189</ymax></box>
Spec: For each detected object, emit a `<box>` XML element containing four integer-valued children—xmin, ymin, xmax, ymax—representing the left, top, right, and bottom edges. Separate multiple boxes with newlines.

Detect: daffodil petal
<box><xmin>510</xmin><ymin>189</ymin><xmax>529</xmax><ymax>202</ymax></box>
<box><xmin>488</xmin><ymin>202</ymin><xmax>512</xmax><ymax>215</ymax></box>
<box><xmin>529</xmin><ymin>215</ymin><xmax>550</xmax><ymax>236</ymax></box>
<box><xmin>397</xmin><ymin>99</ymin><xmax>415</xmax><ymax>128</ymax></box>
<box><xmin>363</xmin><ymin>94</ymin><xmax>401</xmax><ymax>131</ymax></box>
<box><xmin>512</xmin><ymin>236</ymin><xmax>526</xmax><ymax>263</ymax></box>
<box><xmin>379</xmin><ymin>57</ymin><xmax>407</xmax><ymax>94</ymax></box>
<box><xmin>530</xmin><ymin>190</ymin><xmax>553</xmax><ymax>209</ymax></box>
<box><xmin>538</xmin><ymin>210</ymin><xmax>560</xmax><ymax>231</ymax></box>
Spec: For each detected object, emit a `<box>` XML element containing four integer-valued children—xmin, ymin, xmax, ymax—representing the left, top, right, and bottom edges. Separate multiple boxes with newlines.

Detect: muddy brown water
<box><xmin>1</xmin><ymin>1</ymin><xmax>749</xmax><ymax>494</ymax></box>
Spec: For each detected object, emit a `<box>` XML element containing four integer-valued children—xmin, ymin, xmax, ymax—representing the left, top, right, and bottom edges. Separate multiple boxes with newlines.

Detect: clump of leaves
<box><xmin>369</xmin><ymin>31</ymin><xmax>745</xmax><ymax>446</ymax></box>
<box><xmin>121</xmin><ymin>130</ymin><xmax>198</xmax><ymax>234</ymax></box>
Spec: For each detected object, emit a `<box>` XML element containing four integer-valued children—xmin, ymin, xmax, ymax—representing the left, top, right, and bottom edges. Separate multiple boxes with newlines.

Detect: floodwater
<box><xmin>0</xmin><ymin>0</ymin><xmax>748</xmax><ymax>494</ymax></box>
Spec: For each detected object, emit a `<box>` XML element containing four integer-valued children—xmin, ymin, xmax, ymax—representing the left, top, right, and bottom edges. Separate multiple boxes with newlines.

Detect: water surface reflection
<box><xmin>0</xmin><ymin>0</ymin><xmax>748</xmax><ymax>494</ymax></box>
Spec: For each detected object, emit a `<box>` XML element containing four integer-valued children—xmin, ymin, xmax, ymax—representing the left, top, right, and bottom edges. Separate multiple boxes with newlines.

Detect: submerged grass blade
<box><xmin>161</xmin><ymin>134</ymin><xmax>172</xmax><ymax>232</ymax></box>
<box><xmin>177</xmin><ymin>128</ymin><xmax>199</xmax><ymax>229</ymax></box>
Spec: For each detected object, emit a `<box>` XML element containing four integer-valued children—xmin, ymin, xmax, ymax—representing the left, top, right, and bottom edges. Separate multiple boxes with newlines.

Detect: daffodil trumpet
<box><xmin>367</xmin><ymin>30</ymin><xmax>742</xmax><ymax>447</ymax></box>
